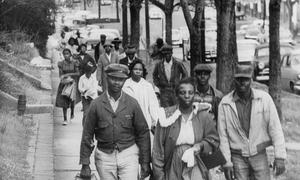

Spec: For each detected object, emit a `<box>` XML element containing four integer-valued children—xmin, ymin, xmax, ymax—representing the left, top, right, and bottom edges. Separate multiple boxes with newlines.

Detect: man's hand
<box><xmin>223</xmin><ymin>166</ymin><xmax>235</xmax><ymax>180</ymax></box>
<box><xmin>140</xmin><ymin>163</ymin><xmax>151</xmax><ymax>179</ymax></box>
<box><xmin>80</xmin><ymin>164</ymin><xmax>91</xmax><ymax>178</ymax></box>
<box><xmin>273</xmin><ymin>158</ymin><xmax>285</xmax><ymax>176</ymax></box>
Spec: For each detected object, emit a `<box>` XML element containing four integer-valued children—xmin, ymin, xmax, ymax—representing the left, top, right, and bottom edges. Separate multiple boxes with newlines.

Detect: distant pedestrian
<box><xmin>96</xmin><ymin>42</ymin><xmax>119</xmax><ymax>92</ymax></box>
<box><xmin>79</xmin><ymin>63</ymin><xmax>151</xmax><ymax>180</ymax></box>
<box><xmin>94</xmin><ymin>34</ymin><xmax>106</xmax><ymax>63</ymax></box>
<box><xmin>74</xmin><ymin>30</ymin><xmax>85</xmax><ymax>46</ymax></box>
<box><xmin>66</xmin><ymin>37</ymin><xmax>79</xmax><ymax>55</ymax></box>
<box><xmin>59</xmin><ymin>31</ymin><xmax>67</xmax><ymax>49</ymax></box>
<box><xmin>149</xmin><ymin>38</ymin><xmax>164</xmax><ymax>61</ymax></box>
<box><xmin>152</xmin><ymin>77</ymin><xmax>219</xmax><ymax>180</ymax></box>
<box><xmin>153</xmin><ymin>44</ymin><xmax>188</xmax><ymax>107</ymax></box>
<box><xmin>193</xmin><ymin>63</ymin><xmax>223</xmax><ymax>121</ymax></box>
<box><xmin>111</xmin><ymin>37</ymin><xmax>125</xmax><ymax>59</ymax></box>
<box><xmin>78</xmin><ymin>62</ymin><xmax>102</xmax><ymax>126</ymax></box>
<box><xmin>55</xmin><ymin>48</ymin><xmax>80</xmax><ymax>125</ymax></box>
<box><xmin>218</xmin><ymin>65</ymin><xmax>286</xmax><ymax>180</ymax></box>
<box><xmin>123</xmin><ymin>60</ymin><xmax>160</xmax><ymax>134</ymax></box>
<box><xmin>119</xmin><ymin>45</ymin><xmax>141</xmax><ymax>67</ymax></box>
<box><xmin>77</xmin><ymin>44</ymin><xmax>97</xmax><ymax>76</ymax></box>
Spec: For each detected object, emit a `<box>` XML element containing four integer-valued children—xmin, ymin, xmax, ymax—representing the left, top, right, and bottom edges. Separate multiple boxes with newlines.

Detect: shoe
<box><xmin>63</xmin><ymin>120</ymin><xmax>68</xmax><ymax>126</ymax></box>
<box><xmin>71</xmin><ymin>114</ymin><xmax>74</xmax><ymax>120</ymax></box>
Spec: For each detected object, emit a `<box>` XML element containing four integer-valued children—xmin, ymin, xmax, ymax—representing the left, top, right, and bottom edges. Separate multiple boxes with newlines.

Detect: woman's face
<box><xmin>132</xmin><ymin>63</ymin><xmax>143</xmax><ymax>80</ymax></box>
<box><xmin>63</xmin><ymin>50</ymin><xmax>71</xmax><ymax>60</ymax></box>
<box><xmin>177</xmin><ymin>83</ymin><xmax>195</xmax><ymax>108</ymax></box>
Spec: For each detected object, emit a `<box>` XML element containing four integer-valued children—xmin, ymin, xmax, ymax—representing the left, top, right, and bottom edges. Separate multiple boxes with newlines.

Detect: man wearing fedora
<box><xmin>119</xmin><ymin>45</ymin><xmax>142</xmax><ymax>67</ymax></box>
<box><xmin>80</xmin><ymin>63</ymin><xmax>151</xmax><ymax>180</ymax></box>
<box><xmin>193</xmin><ymin>63</ymin><xmax>223</xmax><ymax>121</ymax></box>
<box><xmin>152</xmin><ymin>44</ymin><xmax>188</xmax><ymax>107</ymax></box>
<box><xmin>111</xmin><ymin>37</ymin><xmax>125</xmax><ymax>58</ymax></box>
<box><xmin>94</xmin><ymin>34</ymin><xmax>107</xmax><ymax>63</ymax></box>
<box><xmin>96</xmin><ymin>42</ymin><xmax>119</xmax><ymax>92</ymax></box>
<box><xmin>218</xmin><ymin>65</ymin><xmax>286</xmax><ymax>180</ymax></box>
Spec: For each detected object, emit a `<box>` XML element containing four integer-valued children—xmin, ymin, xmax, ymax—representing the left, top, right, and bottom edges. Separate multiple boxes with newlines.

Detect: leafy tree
<box><xmin>269</xmin><ymin>0</ymin><xmax>282</xmax><ymax>120</ymax></box>
<box><xmin>284</xmin><ymin>0</ymin><xmax>299</xmax><ymax>38</ymax></box>
<box><xmin>215</xmin><ymin>0</ymin><xmax>237</xmax><ymax>94</ymax></box>
<box><xmin>0</xmin><ymin>0</ymin><xmax>56</xmax><ymax>57</ymax></box>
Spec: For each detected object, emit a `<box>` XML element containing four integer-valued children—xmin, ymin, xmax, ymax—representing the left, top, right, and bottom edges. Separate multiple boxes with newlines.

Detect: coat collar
<box><xmin>101</xmin><ymin>91</ymin><xmax>127</xmax><ymax>114</ymax></box>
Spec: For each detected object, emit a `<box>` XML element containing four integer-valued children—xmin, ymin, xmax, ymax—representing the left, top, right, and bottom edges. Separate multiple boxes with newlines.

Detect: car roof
<box><xmin>255</xmin><ymin>43</ymin><xmax>294</xmax><ymax>49</ymax></box>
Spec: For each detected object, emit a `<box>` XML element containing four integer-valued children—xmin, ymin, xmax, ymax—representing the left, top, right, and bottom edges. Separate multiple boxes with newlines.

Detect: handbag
<box><xmin>61</xmin><ymin>83</ymin><xmax>73</xmax><ymax>98</ymax></box>
<box><xmin>197</xmin><ymin>149</ymin><xmax>227</xmax><ymax>169</ymax></box>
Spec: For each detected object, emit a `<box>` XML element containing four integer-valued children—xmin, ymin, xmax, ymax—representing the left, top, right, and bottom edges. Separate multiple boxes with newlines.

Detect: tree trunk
<box><xmin>165</xmin><ymin>10</ymin><xmax>173</xmax><ymax>45</ymax></box>
<box><xmin>116</xmin><ymin>0</ymin><xmax>120</xmax><ymax>21</ymax></box>
<box><xmin>269</xmin><ymin>0</ymin><xmax>282</xmax><ymax>121</ymax></box>
<box><xmin>215</xmin><ymin>0</ymin><xmax>237</xmax><ymax>94</ymax></box>
<box><xmin>129</xmin><ymin>1</ymin><xmax>142</xmax><ymax>48</ymax></box>
<box><xmin>190</xmin><ymin>32</ymin><xmax>202</xmax><ymax>76</ymax></box>
<box><xmin>122</xmin><ymin>0</ymin><xmax>128</xmax><ymax>48</ymax></box>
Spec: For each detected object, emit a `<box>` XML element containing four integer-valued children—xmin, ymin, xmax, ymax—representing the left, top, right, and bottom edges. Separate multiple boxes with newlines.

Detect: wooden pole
<box><xmin>98</xmin><ymin>0</ymin><xmax>101</xmax><ymax>19</ymax></box>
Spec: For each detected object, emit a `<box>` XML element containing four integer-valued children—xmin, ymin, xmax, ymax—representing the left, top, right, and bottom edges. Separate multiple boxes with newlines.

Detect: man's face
<box><xmin>164</xmin><ymin>52</ymin><xmax>172</xmax><ymax>62</ymax></box>
<box><xmin>105</xmin><ymin>46</ymin><xmax>111</xmax><ymax>54</ymax></box>
<box><xmin>100</xmin><ymin>36</ymin><xmax>106</xmax><ymax>43</ymax></box>
<box><xmin>127</xmin><ymin>53</ymin><xmax>135</xmax><ymax>59</ymax></box>
<box><xmin>107</xmin><ymin>75</ymin><xmax>126</xmax><ymax>93</ymax></box>
<box><xmin>195</xmin><ymin>70</ymin><xmax>211</xmax><ymax>86</ymax></box>
<box><xmin>177</xmin><ymin>83</ymin><xmax>195</xmax><ymax>108</ymax></box>
<box><xmin>234</xmin><ymin>77</ymin><xmax>251</xmax><ymax>94</ymax></box>
<box><xmin>80</xmin><ymin>46</ymin><xmax>87</xmax><ymax>53</ymax></box>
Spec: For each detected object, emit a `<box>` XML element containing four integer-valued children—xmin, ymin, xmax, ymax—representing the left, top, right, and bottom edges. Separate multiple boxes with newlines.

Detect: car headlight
<box><xmin>258</xmin><ymin>62</ymin><xmax>265</xmax><ymax>70</ymax></box>
<box><xmin>297</xmin><ymin>74</ymin><xmax>300</xmax><ymax>80</ymax></box>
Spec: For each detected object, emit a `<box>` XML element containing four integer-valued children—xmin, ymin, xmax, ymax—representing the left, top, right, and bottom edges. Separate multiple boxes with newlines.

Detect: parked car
<box><xmin>149</xmin><ymin>7</ymin><xmax>163</xmax><ymax>19</ymax></box>
<box><xmin>281</xmin><ymin>51</ymin><xmax>300</xmax><ymax>94</ymax></box>
<box><xmin>101</xmin><ymin>0</ymin><xmax>112</xmax><ymax>5</ymax></box>
<box><xmin>253</xmin><ymin>43</ymin><xmax>294</xmax><ymax>82</ymax></box>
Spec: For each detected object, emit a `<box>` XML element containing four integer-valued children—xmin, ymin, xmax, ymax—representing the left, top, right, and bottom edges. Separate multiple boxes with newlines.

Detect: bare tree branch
<box><xmin>180</xmin><ymin>0</ymin><xmax>193</xmax><ymax>33</ymax></box>
<box><xmin>149</xmin><ymin>0</ymin><xmax>165</xmax><ymax>11</ymax></box>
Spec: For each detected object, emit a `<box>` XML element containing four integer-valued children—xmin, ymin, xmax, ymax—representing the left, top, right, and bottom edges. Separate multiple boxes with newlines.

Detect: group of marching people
<box><xmin>55</xmin><ymin>32</ymin><xmax>287</xmax><ymax>180</ymax></box>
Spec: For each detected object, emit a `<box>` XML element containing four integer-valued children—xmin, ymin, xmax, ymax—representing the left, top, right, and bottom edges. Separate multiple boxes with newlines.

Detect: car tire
<box><xmin>290</xmin><ymin>82</ymin><xmax>295</xmax><ymax>93</ymax></box>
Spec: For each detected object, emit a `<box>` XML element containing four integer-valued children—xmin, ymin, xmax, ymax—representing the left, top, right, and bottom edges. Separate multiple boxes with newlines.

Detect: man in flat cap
<box><xmin>94</xmin><ymin>34</ymin><xmax>107</xmax><ymax>63</ymax></box>
<box><xmin>96</xmin><ymin>42</ymin><xmax>119</xmax><ymax>92</ymax></box>
<box><xmin>153</xmin><ymin>44</ymin><xmax>188</xmax><ymax>107</ymax></box>
<box><xmin>119</xmin><ymin>45</ymin><xmax>142</xmax><ymax>67</ymax></box>
<box><xmin>193</xmin><ymin>63</ymin><xmax>223</xmax><ymax>121</ymax></box>
<box><xmin>218</xmin><ymin>65</ymin><xmax>286</xmax><ymax>180</ymax></box>
<box><xmin>80</xmin><ymin>63</ymin><xmax>151</xmax><ymax>180</ymax></box>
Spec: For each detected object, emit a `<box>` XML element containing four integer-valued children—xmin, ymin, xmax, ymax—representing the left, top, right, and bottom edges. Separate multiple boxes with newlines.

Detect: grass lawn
<box><xmin>0</xmin><ymin>108</ymin><xmax>34</xmax><ymax>180</ymax></box>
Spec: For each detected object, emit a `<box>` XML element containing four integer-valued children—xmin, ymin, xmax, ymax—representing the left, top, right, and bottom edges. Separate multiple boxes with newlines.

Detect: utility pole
<box><xmin>200</xmin><ymin>7</ymin><xmax>205</xmax><ymax>63</ymax></box>
<box><xmin>145</xmin><ymin>0</ymin><xmax>150</xmax><ymax>50</ymax></box>
<box><xmin>98</xmin><ymin>0</ymin><xmax>101</xmax><ymax>19</ymax></box>
<box><xmin>116</xmin><ymin>0</ymin><xmax>120</xmax><ymax>21</ymax></box>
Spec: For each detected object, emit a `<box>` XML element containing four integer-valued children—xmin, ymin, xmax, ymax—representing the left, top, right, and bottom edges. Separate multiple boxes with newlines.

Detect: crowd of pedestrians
<box><xmin>54</xmin><ymin>32</ymin><xmax>287</xmax><ymax>180</ymax></box>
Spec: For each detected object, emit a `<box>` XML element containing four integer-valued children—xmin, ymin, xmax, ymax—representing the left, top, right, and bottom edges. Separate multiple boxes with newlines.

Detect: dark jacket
<box><xmin>76</xmin><ymin>53</ymin><xmax>97</xmax><ymax>76</ymax></box>
<box><xmin>119</xmin><ymin>56</ymin><xmax>142</xmax><ymax>67</ymax></box>
<box><xmin>152</xmin><ymin>106</ymin><xmax>220</xmax><ymax>180</ymax></box>
<box><xmin>80</xmin><ymin>92</ymin><xmax>151</xmax><ymax>165</ymax></box>
<box><xmin>94</xmin><ymin>42</ymin><xmax>105</xmax><ymax>63</ymax></box>
<box><xmin>152</xmin><ymin>58</ymin><xmax>188</xmax><ymax>90</ymax></box>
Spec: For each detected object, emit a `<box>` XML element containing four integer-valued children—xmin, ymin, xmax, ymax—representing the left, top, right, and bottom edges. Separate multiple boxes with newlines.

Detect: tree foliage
<box><xmin>0</xmin><ymin>0</ymin><xmax>57</xmax><ymax>56</ymax></box>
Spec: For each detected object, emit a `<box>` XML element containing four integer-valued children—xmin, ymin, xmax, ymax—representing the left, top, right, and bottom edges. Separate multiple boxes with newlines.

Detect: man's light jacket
<box><xmin>217</xmin><ymin>88</ymin><xmax>286</xmax><ymax>167</ymax></box>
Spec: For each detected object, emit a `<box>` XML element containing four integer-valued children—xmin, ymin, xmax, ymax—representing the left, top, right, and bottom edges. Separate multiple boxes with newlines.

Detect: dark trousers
<box><xmin>81</xmin><ymin>96</ymin><xmax>93</xmax><ymax>126</ymax></box>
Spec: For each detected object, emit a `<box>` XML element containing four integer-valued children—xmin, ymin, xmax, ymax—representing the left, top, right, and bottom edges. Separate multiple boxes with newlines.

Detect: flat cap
<box><xmin>193</xmin><ymin>63</ymin><xmax>213</xmax><ymax>73</ymax></box>
<box><xmin>160</xmin><ymin>44</ymin><xmax>173</xmax><ymax>53</ymax></box>
<box><xmin>100</xmin><ymin>34</ymin><xmax>106</xmax><ymax>38</ymax></box>
<box><xmin>105</xmin><ymin>63</ymin><xmax>129</xmax><ymax>78</ymax></box>
<box><xmin>112</xmin><ymin>38</ymin><xmax>122</xmax><ymax>44</ymax></box>
<box><xmin>234</xmin><ymin>65</ymin><xmax>253</xmax><ymax>78</ymax></box>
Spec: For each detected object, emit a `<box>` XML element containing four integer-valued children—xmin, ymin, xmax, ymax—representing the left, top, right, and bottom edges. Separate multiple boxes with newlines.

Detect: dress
<box><xmin>55</xmin><ymin>60</ymin><xmax>80</xmax><ymax>108</ymax></box>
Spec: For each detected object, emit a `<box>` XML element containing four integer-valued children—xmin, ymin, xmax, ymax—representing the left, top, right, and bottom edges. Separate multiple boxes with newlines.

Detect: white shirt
<box><xmin>107</xmin><ymin>91</ymin><xmax>122</xmax><ymax>112</ymax></box>
<box><xmin>176</xmin><ymin>112</ymin><xmax>195</xmax><ymax>145</ymax></box>
<box><xmin>163</xmin><ymin>58</ymin><xmax>173</xmax><ymax>81</ymax></box>
<box><xmin>122</xmin><ymin>78</ymin><xmax>160</xmax><ymax>128</ymax></box>
<box><xmin>105</xmin><ymin>53</ymin><xmax>112</xmax><ymax>62</ymax></box>
<box><xmin>78</xmin><ymin>74</ymin><xmax>100</xmax><ymax>99</ymax></box>
<box><xmin>66</xmin><ymin>44</ymin><xmax>78</xmax><ymax>55</ymax></box>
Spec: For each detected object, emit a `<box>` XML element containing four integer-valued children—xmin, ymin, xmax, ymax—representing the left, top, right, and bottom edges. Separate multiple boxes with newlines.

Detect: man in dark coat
<box><xmin>94</xmin><ymin>34</ymin><xmax>106</xmax><ymax>63</ymax></box>
<box><xmin>80</xmin><ymin>63</ymin><xmax>151</xmax><ymax>180</ymax></box>
<box><xmin>152</xmin><ymin>44</ymin><xmax>188</xmax><ymax>107</ymax></box>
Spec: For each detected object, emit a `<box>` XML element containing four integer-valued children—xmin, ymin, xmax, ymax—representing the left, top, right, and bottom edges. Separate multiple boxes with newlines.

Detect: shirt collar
<box><xmin>196</xmin><ymin>85</ymin><xmax>213</xmax><ymax>96</ymax></box>
<box><xmin>106</xmin><ymin>91</ymin><xmax>123</xmax><ymax>102</ymax></box>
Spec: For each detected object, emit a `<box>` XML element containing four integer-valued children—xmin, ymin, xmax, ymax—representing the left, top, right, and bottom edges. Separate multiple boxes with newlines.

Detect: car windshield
<box><xmin>291</xmin><ymin>55</ymin><xmax>300</xmax><ymax>66</ymax></box>
<box><xmin>257</xmin><ymin>46</ymin><xmax>293</xmax><ymax>57</ymax></box>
